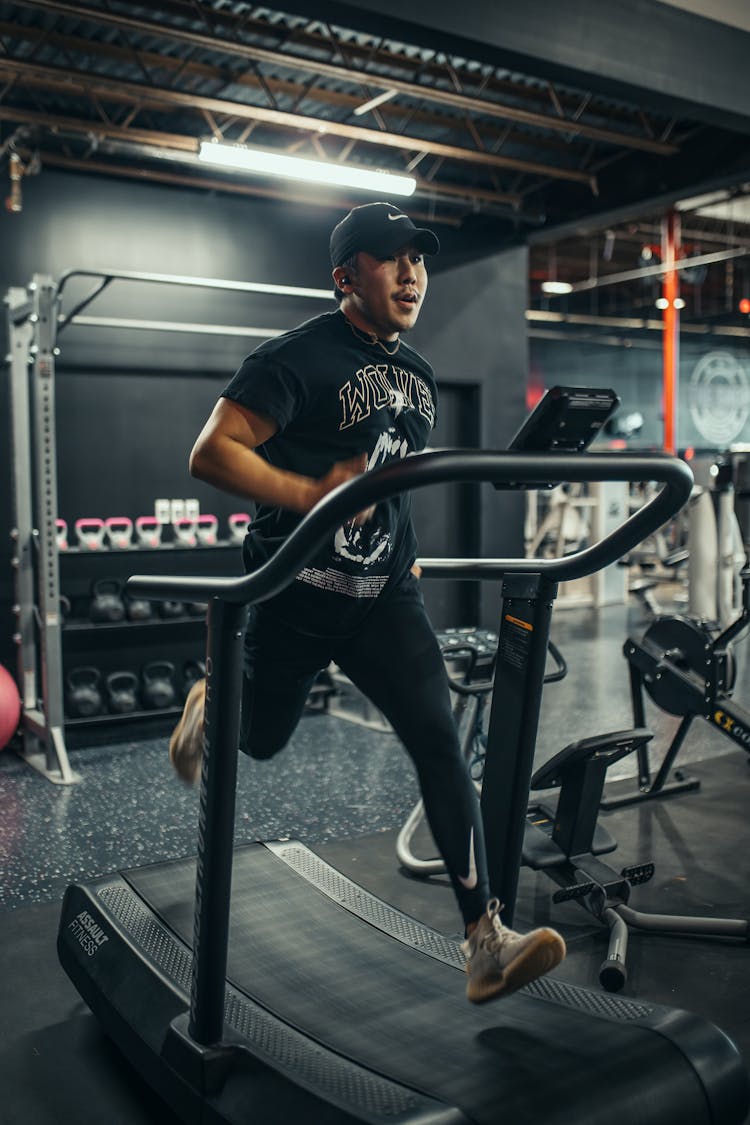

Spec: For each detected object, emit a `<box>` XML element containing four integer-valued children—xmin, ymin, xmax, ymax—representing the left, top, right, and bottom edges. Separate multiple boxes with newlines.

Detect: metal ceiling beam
<box><xmin>0</xmin><ymin>57</ymin><xmax>597</xmax><ymax>187</ymax></box>
<box><xmin>9</xmin><ymin>0</ymin><xmax>680</xmax><ymax>155</ymax></box>
<box><xmin>0</xmin><ymin>19</ymin><xmax>599</xmax><ymax>160</ymax></box>
<box><xmin>567</xmin><ymin>246</ymin><xmax>750</xmax><ymax>293</ymax></box>
<box><xmin>0</xmin><ymin>105</ymin><xmax>198</xmax><ymax>152</ymax></box>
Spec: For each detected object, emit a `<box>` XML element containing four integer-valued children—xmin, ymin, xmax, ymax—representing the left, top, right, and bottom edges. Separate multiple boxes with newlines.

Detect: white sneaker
<box><xmin>461</xmin><ymin>898</ymin><xmax>566</xmax><ymax>1004</ymax></box>
<box><xmin>168</xmin><ymin>677</ymin><xmax>206</xmax><ymax>785</ymax></box>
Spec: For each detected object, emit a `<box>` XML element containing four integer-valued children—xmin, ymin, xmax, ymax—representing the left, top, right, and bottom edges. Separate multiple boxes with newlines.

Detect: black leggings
<box><xmin>239</xmin><ymin>574</ymin><xmax>491</xmax><ymax>926</ymax></box>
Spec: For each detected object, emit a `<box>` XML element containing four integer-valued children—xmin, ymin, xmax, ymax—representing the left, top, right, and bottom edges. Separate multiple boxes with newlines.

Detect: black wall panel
<box><xmin>1</xmin><ymin>169</ymin><xmax>530</xmax><ymax>677</ymax></box>
<box><xmin>410</xmin><ymin>245</ymin><xmax>529</xmax><ymax>628</ymax></box>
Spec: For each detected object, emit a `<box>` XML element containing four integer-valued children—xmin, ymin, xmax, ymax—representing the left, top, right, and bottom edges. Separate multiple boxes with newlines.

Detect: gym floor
<box><xmin>1</xmin><ymin>594</ymin><xmax>748</xmax><ymax>1124</ymax></box>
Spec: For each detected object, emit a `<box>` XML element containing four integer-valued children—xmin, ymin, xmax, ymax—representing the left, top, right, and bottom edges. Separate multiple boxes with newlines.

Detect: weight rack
<box><xmin>5</xmin><ymin>276</ymin><xmax>76</xmax><ymax>783</ymax></box>
<box><xmin>4</xmin><ymin>269</ymin><xmax>331</xmax><ymax>784</ymax></box>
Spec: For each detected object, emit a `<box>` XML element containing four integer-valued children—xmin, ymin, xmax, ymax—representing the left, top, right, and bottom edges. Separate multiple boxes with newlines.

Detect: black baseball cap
<box><xmin>329</xmin><ymin>202</ymin><xmax>440</xmax><ymax>267</ymax></box>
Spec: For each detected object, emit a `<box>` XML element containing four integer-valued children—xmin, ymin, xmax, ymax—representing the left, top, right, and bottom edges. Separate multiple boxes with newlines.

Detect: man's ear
<box><xmin>333</xmin><ymin>265</ymin><xmax>354</xmax><ymax>294</ymax></box>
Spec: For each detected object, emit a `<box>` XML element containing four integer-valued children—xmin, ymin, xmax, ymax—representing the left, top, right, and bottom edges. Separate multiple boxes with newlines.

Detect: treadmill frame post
<box><xmin>188</xmin><ymin>597</ymin><xmax>246</xmax><ymax>1046</ymax></box>
<box><xmin>481</xmin><ymin>573</ymin><xmax>557</xmax><ymax>924</ymax></box>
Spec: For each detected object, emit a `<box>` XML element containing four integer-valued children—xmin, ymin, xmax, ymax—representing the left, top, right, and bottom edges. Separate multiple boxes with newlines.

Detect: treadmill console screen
<box><xmin>498</xmin><ymin>386</ymin><xmax>620</xmax><ymax>489</ymax></box>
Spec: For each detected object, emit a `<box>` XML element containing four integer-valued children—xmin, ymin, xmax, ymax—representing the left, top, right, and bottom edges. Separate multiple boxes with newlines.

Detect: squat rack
<box><xmin>4</xmin><ymin>268</ymin><xmax>331</xmax><ymax>784</ymax></box>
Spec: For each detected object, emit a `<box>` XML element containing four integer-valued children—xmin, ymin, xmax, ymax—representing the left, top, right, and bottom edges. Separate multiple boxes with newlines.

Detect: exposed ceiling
<box><xmin>1</xmin><ymin>0</ymin><xmax>750</xmax><ymax>330</ymax></box>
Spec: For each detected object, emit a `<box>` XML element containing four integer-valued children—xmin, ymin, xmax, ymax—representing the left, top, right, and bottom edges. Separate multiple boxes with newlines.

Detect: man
<box><xmin>170</xmin><ymin>200</ymin><xmax>566</xmax><ymax>1003</ymax></box>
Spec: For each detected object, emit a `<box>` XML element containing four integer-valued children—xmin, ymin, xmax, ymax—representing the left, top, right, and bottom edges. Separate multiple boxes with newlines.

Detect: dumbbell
<box><xmin>104</xmin><ymin>517</ymin><xmax>134</xmax><ymax>550</ymax></box>
<box><xmin>65</xmin><ymin>666</ymin><xmax>103</xmax><ymax>718</ymax></box>
<box><xmin>89</xmin><ymin>578</ymin><xmax>126</xmax><ymax>624</ymax></box>
<box><xmin>106</xmin><ymin>670</ymin><xmax>140</xmax><ymax>714</ymax></box>
<box><xmin>75</xmin><ymin>518</ymin><xmax>106</xmax><ymax>551</ymax></box>
<box><xmin>141</xmin><ymin>661</ymin><xmax>177</xmax><ymax>710</ymax></box>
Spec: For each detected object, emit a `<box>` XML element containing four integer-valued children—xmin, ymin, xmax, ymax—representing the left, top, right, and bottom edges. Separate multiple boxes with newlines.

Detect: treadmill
<box><xmin>58</xmin><ymin>388</ymin><xmax>750</xmax><ymax>1125</ymax></box>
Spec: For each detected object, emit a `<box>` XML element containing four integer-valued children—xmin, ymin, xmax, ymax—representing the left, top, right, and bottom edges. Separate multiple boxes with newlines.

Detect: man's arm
<box><xmin>189</xmin><ymin>398</ymin><xmax>372</xmax><ymax>520</ymax></box>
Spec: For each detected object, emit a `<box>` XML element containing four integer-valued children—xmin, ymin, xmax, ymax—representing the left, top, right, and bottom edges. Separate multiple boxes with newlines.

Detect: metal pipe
<box><xmin>662</xmin><ymin>209</ymin><xmax>680</xmax><ymax>455</ymax></box>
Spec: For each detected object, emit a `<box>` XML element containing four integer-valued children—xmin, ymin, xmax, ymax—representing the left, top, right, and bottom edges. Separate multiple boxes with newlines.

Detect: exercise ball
<box><xmin>0</xmin><ymin>663</ymin><xmax>21</xmax><ymax>750</ymax></box>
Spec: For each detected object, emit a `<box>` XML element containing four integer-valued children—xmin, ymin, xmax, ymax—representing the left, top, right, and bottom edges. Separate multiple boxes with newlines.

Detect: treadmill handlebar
<box><xmin>126</xmin><ymin>450</ymin><xmax>693</xmax><ymax>604</ymax></box>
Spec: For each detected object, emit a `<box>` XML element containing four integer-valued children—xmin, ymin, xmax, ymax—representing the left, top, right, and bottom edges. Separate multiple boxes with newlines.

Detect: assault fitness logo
<box><xmin>688</xmin><ymin>350</ymin><xmax>750</xmax><ymax>446</ymax></box>
<box><xmin>68</xmin><ymin>908</ymin><xmax>110</xmax><ymax>957</ymax></box>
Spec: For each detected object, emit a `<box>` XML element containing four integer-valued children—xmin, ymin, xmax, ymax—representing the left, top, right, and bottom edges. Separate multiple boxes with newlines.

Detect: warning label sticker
<box><xmin>499</xmin><ymin>614</ymin><xmax>533</xmax><ymax>670</ymax></box>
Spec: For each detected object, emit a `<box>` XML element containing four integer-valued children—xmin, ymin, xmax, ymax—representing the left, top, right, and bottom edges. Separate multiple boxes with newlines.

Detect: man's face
<box><xmin>345</xmin><ymin>243</ymin><xmax>429</xmax><ymax>340</ymax></box>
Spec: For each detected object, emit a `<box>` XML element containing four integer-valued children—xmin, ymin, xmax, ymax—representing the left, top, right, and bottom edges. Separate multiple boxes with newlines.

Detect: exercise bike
<box><xmin>395</xmin><ymin>629</ymin><xmax>567</xmax><ymax>877</ymax></box>
<box><xmin>602</xmin><ymin>558</ymin><xmax>750</xmax><ymax>809</ymax></box>
<box><xmin>397</xmin><ymin>631</ymin><xmax>749</xmax><ymax>990</ymax></box>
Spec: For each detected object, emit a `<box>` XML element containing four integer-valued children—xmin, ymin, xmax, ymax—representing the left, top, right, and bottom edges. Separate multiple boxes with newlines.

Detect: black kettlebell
<box><xmin>106</xmin><ymin>670</ymin><xmax>140</xmax><ymax>714</ymax></box>
<box><xmin>182</xmin><ymin>658</ymin><xmax>206</xmax><ymax>700</ymax></box>
<box><xmin>65</xmin><ymin>666</ymin><xmax>103</xmax><ymax>718</ymax></box>
<box><xmin>141</xmin><ymin>661</ymin><xmax>177</xmax><ymax>710</ymax></box>
<box><xmin>158</xmin><ymin>599</ymin><xmax>185</xmax><ymax>619</ymax></box>
<box><xmin>185</xmin><ymin>601</ymin><xmax>208</xmax><ymax>617</ymax></box>
<box><xmin>89</xmin><ymin>578</ymin><xmax>126</xmax><ymax>624</ymax></box>
<box><xmin>125</xmin><ymin>594</ymin><xmax>152</xmax><ymax>622</ymax></box>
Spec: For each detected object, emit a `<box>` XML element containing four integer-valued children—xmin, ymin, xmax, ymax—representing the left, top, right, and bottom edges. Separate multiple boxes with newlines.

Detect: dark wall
<box><xmin>410</xmin><ymin>246</ymin><xmax>529</xmax><ymax>627</ymax></box>
<box><xmin>287</xmin><ymin>0</ymin><xmax>750</xmax><ymax>133</ymax></box>
<box><xmin>1</xmin><ymin>169</ymin><xmax>530</xmax><ymax>670</ymax></box>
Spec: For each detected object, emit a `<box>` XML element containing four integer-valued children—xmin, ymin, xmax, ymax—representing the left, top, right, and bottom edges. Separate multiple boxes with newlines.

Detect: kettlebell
<box><xmin>185</xmin><ymin>601</ymin><xmax>208</xmax><ymax>617</ymax></box>
<box><xmin>141</xmin><ymin>661</ymin><xmax>177</xmax><ymax>710</ymax></box>
<box><xmin>65</xmin><ymin>666</ymin><xmax>103</xmax><ymax>718</ymax></box>
<box><xmin>89</xmin><ymin>578</ymin><xmax>126</xmax><ymax>624</ymax></box>
<box><xmin>126</xmin><ymin>594</ymin><xmax>152</xmax><ymax>622</ymax></box>
<box><xmin>106</xmin><ymin>670</ymin><xmax>140</xmax><ymax>714</ymax></box>
<box><xmin>158</xmin><ymin>599</ymin><xmax>185</xmax><ymax>619</ymax></box>
<box><xmin>182</xmin><ymin>658</ymin><xmax>206</xmax><ymax>700</ymax></box>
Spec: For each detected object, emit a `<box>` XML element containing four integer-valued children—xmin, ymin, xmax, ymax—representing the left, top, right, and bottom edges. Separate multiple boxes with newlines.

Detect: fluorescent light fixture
<box><xmin>199</xmin><ymin>141</ymin><xmax>416</xmax><ymax>196</ymax></box>
<box><xmin>674</xmin><ymin>297</ymin><xmax>686</xmax><ymax>309</ymax></box>
<box><xmin>675</xmin><ymin>189</ymin><xmax>730</xmax><ymax>212</ymax></box>
<box><xmin>655</xmin><ymin>297</ymin><xmax>669</xmax><ymax>310</ymax></box>
<box><xmin>354</xmin><ymin>89</ymin><xmax>398</xmax><ymax>117</ymax></box>
<box><xmin>541</xmin><ymin>280</ymin><xmax>573</xmax><ymax>295</ymax></box>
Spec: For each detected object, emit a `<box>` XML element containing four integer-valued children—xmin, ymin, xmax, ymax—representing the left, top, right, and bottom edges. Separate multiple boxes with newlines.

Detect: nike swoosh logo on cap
<box><xmin>458</xmin><ymin>827</ymin><xmax>478</xmax><ymax>889</ymax></box>
<box><xmin>387</xmin><ymin>213</ymin><xmax>409</xmax><ymax>220</ymax></box>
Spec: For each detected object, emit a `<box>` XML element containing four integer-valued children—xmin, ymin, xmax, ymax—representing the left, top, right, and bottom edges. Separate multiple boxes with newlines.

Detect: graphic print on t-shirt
<box><xmin>338</xmin><ymin>361</ymin><xmax>436</xmax><ymax>432</ymax></box>
<box><xmin>296</xmin><ymin>359</ymin><xmax>435</xmax><ymax>597</ymax></box>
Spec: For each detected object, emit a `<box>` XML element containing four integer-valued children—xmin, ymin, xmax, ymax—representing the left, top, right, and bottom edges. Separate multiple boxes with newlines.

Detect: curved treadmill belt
<box><xmin>68</xmin><ymin>841</ymin><xmax>747</xmax><ymax>1125</ymax></box>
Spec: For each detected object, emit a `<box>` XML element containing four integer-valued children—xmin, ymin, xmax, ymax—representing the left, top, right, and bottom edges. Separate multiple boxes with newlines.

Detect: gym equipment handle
<box><xmin>127</xmin><ymin>451</ymin><xmax>693</xmax><ymax>604</ymax></box>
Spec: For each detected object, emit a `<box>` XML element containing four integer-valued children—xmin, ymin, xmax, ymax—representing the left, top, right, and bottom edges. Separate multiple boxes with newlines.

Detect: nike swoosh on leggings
<box><xmin>458</xmin><ymin>827</ymin><xmax>478</xmax><ymax>889</ymax></box>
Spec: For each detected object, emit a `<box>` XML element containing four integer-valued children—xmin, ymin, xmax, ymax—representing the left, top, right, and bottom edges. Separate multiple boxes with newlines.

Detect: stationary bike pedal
<box><xmin>621</xmin><ymin>862</ymin><xmax>655</xmax><ymax>885</ymax></box>
<box><xmin>552</xmin><ymin>881</ymin><xmax>597</xmax><ymax>904</ymax></box>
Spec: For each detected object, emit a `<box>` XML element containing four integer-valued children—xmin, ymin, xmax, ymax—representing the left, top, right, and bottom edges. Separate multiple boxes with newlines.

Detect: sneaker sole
<box><xmin>168</xmin><ymin>681</ymin><xmax>205</xmax><ymax>786</ymax></box>
<box><xmin>466</xmin><ymin>929</ymin><xmax>566</xmax><ymax>1004</ymax></box>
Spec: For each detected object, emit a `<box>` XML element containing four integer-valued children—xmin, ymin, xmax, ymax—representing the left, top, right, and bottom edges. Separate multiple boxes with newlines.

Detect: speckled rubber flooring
<box><xmin>1</xmin><ymin>598</ymin><xmax>746</xmax><ymax>913</ymax></box>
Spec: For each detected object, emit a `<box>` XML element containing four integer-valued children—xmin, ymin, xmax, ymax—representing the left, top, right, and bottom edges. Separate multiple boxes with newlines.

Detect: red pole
<box><xmin>661</xmin><ymin>210</ymin><xmax>680</xmax><ymax>454</ymax></box>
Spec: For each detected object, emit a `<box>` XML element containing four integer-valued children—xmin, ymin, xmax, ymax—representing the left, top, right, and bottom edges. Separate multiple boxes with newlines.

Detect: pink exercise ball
<box><xmin>0</xmin><ymin>664</ymin><xmax>21</xmax><ymax>750</ymax></box>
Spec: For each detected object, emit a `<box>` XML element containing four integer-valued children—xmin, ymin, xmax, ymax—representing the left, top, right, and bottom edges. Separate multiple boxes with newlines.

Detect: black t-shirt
<box><xmin>221</xmin><ymin>308</ymin><xmax>438</xmax><ymax>636</ymax></box>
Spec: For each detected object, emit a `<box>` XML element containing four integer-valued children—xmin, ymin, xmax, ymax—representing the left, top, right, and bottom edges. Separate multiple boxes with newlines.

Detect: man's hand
<box><xmin>310</xmin><ymin>453</ymin><xmax>376</xmax><ymax>526</ymax></box>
